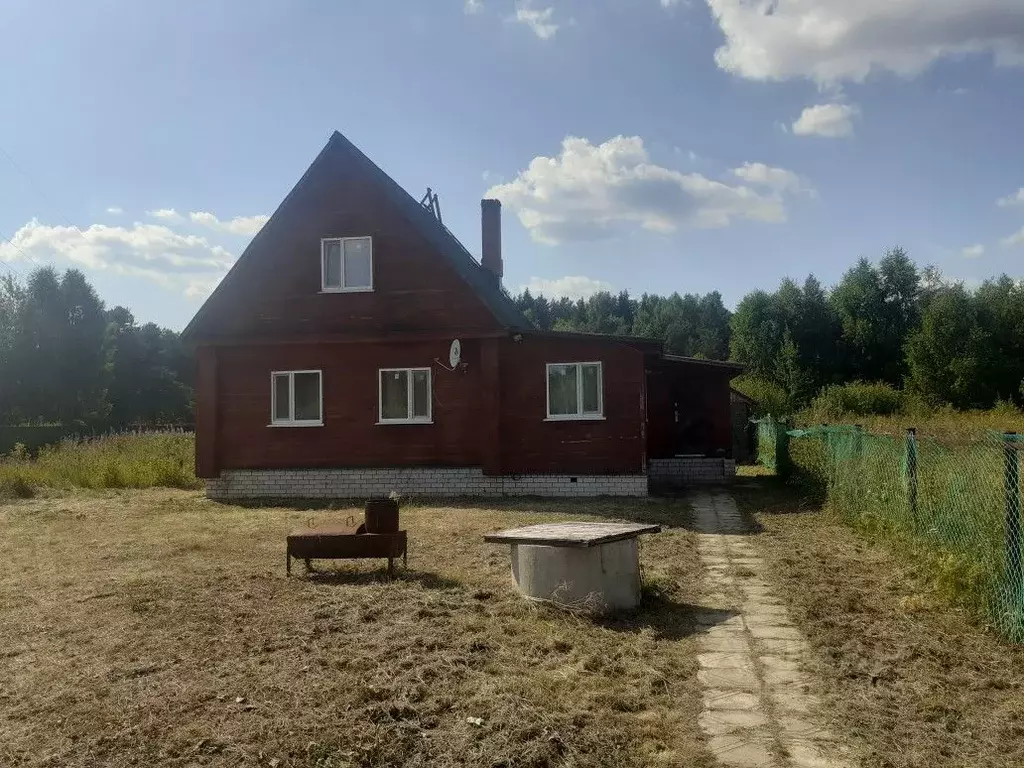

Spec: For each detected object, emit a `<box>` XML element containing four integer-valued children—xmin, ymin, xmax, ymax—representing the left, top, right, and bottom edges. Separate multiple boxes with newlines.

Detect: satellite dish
<box><xmin>449</xmin><ymin>339</ymin><xmax>462</xmax><ymax>368</ymax></box>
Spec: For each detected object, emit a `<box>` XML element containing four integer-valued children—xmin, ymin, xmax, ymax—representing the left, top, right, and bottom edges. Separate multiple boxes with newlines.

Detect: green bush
<box><xmin>0</xmin><ymin>432</ymin><xmax>200</xmax><ymax>498</ymax></box>
<box><xmin>808</xmin><ymin>381</ymin><xmax>904</xmax><ymax>419</ymax></box>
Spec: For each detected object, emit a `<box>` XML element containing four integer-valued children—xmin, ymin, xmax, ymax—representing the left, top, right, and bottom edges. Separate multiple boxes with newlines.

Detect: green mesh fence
<box><xmin>760</xmin><ymin>417</ymin><xmax>1024</xmax><ymax>642</ymax></box>
<box><xmin>753</xmin><ymin>417</ymin><xmax>785</xmax><ymax>472</ymax></box>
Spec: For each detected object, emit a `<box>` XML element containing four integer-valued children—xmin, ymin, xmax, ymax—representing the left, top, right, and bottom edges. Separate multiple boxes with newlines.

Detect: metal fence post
<box><xmin>1004</xmin><ymin>432</ymin><xmax>1022</xmax><ymax>625</ymax></box>
<box><xmin>905</xmin><ymin>428</ymin><xmax>918</xmax><ymax>530</ymax></box>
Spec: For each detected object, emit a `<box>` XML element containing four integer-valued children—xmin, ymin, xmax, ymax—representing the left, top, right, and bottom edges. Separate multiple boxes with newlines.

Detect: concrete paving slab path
<box><xmin>691</xmin><ymin>491</ymin><xmax>853</xmax><ymax>768</ymax></box>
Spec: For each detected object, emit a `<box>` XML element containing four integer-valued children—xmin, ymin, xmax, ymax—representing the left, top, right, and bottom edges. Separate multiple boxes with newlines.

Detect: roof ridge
<box><xmin>181</xmin><ymin>133</ymin><xmax>339</xmax><ymax>341</ymax></box>
<box><xmin>326</xmin><ymin>131</ymin><xmax>532</xmax><ymax>331</ymax></box>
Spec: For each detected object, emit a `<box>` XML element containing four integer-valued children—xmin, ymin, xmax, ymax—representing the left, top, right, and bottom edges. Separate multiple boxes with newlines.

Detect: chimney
<box><xmin>481</xmin><ymin>198</ymin><xmax>502</xmax><ymax>281</ymax></box>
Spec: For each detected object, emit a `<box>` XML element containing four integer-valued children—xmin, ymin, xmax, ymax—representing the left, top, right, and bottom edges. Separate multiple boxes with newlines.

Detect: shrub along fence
<box><xmin>758</xmin><ymin>416</ymin><xmax>1024</xmax><ymax>642</ymax></box>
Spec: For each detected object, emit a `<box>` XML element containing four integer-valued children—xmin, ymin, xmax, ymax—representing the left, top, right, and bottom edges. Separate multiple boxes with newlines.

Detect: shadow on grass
<box><xmin>218</xmin><ymin>494</ymin><xmax>697</xmax><ymax>528</ymax></box>
<box><xmin>297</xmin><ymin>565</ymin><xmax>463</xmax><ymax>591</ymax></box>
<box><xmin>729</xmin><ymin>475</ymin><xmax>825</xmax><ymax>518</ymax></box>
<box><xmin>594</xmin><ymin>588</ymin><xmax>741</xmax><ymax>641</ymax></box>
<box><xmin>216</xmin><ymin>479</ymin><xmax>796</xmax><ymax>534</ymax></box>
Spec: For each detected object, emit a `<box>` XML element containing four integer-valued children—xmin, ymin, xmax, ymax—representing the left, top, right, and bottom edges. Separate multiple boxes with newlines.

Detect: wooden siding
<box><xmin>204</xmin><ymin>335</ymin><xmax>649</xmax><ymax>477</ymax></box>
<box><xmin>195</xmin><ymin>345</ymin><xmax>219</xmax><ymax>478</ymax></box>
<box><xmin>498</xmin><ymin>336</ymin><xmax>646</xmax><ymax>475</ymax></box>
<box><xmin>646</xmin><ymin>362</ymin><xmax>734</xmax><ymax>459</ymax></box>
<box><xmin>193</xmin><ymin>147</ymin><xmax>500</xmax><ymax>340</ymax></box>
<box><xmin>214</xmin><ymin>340</ymin><xmax>487</xmax><ymax>471</ymax></box>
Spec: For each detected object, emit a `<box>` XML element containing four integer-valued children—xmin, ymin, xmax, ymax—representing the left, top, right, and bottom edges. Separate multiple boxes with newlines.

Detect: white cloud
<box><xmin>515</xmin><ymin>2</ymin><xmax>558</xmax><ymax>39</ymax></box>
<box><xmin>522</xmin><ymin>275</ymin><xmax>614</xmax><ymax>299</ymax></box>
<box><xmin>791</xmin><ymin>103</ymin><xmax>858</xmax><ymax>138</ymax></box>
<box><xmin>0</xmin><ymin>219</ymin><xmax>234</xmax><ymax>298</ymax></box>
<box><xmin>106</xmin><ymin>206</ymin><xmax>123</xmax><ymax>215</ymax></box>
<box><xmin>707</xmin><ymin>0</ymin><xmax>1024</xmax><ymax>84</ymax></box>
<box><xmin>1003</xmin><ymin>227</ymin><xmax>1024</xmax><ymax>247</ymax></box>
<box><xmin>732</xmin><ymin>162</ymin><xmax>814</xmax><ymax>195</ymax></box>
<box><xmin>962</xmin><ymin>244</ymin><xmax>986</xmax><ymax>258</ymax></box>
<box><xmin>189</xmin><ymin>211</ymin><xmax>269</xmax><ymax>236</ymax></box>
<box><xmin>998</xmin><ymin>188</ymin><xmax>1024</xmax><ymax>207</ymax></box>
<box><xmin>464</xmin><ymin>0</ymin><xmax>483</xmax><ymax>14</ymax></box>
<box><xmin>147</xmin><ymin>208</ymin><xmax>182</xmax><ymax>220</ymax></box>
<box><xmin>486</xmin><ymin>135</ymin><xmax>807</xmax><ymax>245</ymax></box>
<box><xmin>183</xmin><ymin>274</ymin><xmax>226</xmax><ymax>299</ymax></box>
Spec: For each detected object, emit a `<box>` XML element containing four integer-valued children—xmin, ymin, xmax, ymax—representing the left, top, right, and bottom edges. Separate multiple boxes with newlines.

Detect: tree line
<box><xmin>516</xmin><ymin>247</ymin><xmax>1024</xmax><ymax>413</ymax></box>
<box><xmin>0</xmin><ymin>267</ymin><xmax>192</xmax><ymax>428</ymax></box>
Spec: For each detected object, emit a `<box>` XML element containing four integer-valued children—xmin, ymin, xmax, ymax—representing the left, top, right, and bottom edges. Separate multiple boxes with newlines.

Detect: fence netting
<box><xmin>758</xmin><ymin>418</ymin><xmax>1024</xmax><ymax>642</ymax></box>
<box><xmin>753</xmin><ymin>418</ymin><xmax>783</xmax><ymax>471</ymax></box>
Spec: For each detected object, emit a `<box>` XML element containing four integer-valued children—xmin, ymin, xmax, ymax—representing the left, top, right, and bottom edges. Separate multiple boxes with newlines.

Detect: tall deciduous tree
<box><xmin>906</xmin><ymin>284</ymin><xmax>990</xmax><ymax>408</ymax></box>
<box><xmin>57</xmin><ymin>269</ymin><xmax>109</xmax><ymax>424</ymax></box>
<box><xmin>0</xmin><ymin>267</ymin><xmax>194</xmax><ymax>428</ymax></box>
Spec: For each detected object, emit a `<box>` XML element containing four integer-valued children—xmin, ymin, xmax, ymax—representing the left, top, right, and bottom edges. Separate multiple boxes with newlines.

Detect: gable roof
<box><xmin>182</xmin><ymin>130</ymin><xmax>531</xmax><ymax>341</ymax></box>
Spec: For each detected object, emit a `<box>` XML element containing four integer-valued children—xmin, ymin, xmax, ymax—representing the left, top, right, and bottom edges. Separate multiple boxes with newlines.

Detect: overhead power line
<box><xmin>0</xmin><ymin>228</ymin><xmax>38</xmax><ymax>280</ymax></box>
<box><xmin>0</xmin><ymin>140</ymin><xmax>97</xmax><ymax>273</ymax></box>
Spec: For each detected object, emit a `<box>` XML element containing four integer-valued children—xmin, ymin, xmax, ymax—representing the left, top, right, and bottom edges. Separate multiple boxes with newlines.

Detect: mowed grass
<box><xmin>0</xmin><ymin>490</ymin><xmax>714</xmax><ymax>768</ymax></box>
<box><xmin>0</xmin><ymin>432</ymin><xmax>199</xmax><ymax>499</ymax></box>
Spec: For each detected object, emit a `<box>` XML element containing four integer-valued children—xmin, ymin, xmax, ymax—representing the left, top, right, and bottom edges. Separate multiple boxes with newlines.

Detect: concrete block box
<box><xmin>511</xmin><ymin>539</ymin><xmax>641</xmax><ymax>612</ymax></box>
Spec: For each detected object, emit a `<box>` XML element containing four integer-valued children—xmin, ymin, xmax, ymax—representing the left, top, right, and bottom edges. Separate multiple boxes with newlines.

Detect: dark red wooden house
<box><xmin>183</xmin><ymin>131</ymin><xmax>741</xmax><ymax>499</ymax></box>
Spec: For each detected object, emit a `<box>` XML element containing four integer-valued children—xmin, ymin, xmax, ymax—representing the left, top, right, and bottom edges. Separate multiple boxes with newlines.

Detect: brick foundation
<box><xmin>205</xmin><ymin>467</ymin><xmax>648</xmax><ymax>500</ymax></box>
<box><xmin>647</xmin><ymin>457</ymin><xmax>736</xmax><ymax>486</ymax></box>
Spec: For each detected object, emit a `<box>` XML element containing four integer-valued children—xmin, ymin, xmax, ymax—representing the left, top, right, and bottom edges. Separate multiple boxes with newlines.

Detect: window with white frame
<box><xmin>270</xmin><ymin>370</ymin><xmax>323</xmax><ymax>426</ymax></box>
<box><xmin>546</xmin><ymin>362</ymin><xmax>603</xmax><ymax>420</ymax></box>
<box><xmin>378</xmin><ymin>368</ymin><xmax>432</xmax><ymax>424</ymax></box>
<box><xmin>322</xmin><ymin>236</ymin><xmax>373</xmax><ymax>292</ymax></box>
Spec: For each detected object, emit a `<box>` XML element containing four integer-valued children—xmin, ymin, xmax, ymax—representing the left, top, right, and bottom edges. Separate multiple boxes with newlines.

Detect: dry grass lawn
<box><xmin>0</xmin><ymin>490</ymin><xmax>716</xmax><ymax>768</ymax></box>
<box><xmin>733</xmin><ymin>478</ymin><xmax>1024</xmax><ymax>768</ymax></box>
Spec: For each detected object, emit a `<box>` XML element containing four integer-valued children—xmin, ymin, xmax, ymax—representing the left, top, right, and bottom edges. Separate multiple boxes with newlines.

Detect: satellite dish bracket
<box><xmin>434</xmin><ymin>339</ymin><xmax>466</xmax><ymax>373</ymax></box>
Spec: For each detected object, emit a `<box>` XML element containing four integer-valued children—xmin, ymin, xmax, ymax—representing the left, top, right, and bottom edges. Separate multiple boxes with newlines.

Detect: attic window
<box><xmin>322</xmin><ymin>237</ymin><xmax>373</xmax><ymax>292</ymax></box>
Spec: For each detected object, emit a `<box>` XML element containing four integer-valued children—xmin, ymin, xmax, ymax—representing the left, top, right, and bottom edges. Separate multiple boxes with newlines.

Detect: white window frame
<box><xmin>545</xmin><ymin>362</ymin><xmax>605</xmax><ymax>421</ymax></box>
<box><xmin>269</xmin><ymin>370</ymin><xmax>323</xmax><ymax>427</ymax></box>
<box><xmin>377</xmin><ymin>367</ymin><xmax>433</xmax><ymax>425</ymax></box>
<box><xmin>321</xmin><ymin>236</ymin><xmax>374</xmax><ymax>293</ymax></box>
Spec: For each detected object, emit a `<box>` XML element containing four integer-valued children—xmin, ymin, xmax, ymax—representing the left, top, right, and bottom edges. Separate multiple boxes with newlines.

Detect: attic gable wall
<box><xmin>186</xmin><ymin>141</ymin><xmax>502</xmax><ymax>340</ymax></box>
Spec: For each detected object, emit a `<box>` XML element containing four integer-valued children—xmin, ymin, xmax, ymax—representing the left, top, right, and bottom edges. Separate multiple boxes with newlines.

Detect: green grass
<box><xmin>0</xmin><ymin>432</ymin><xmax>200</xmax><ymax>498</ymax></box>
<box><xmin>794</xmin><ymin>406</ymin><xmax>1024</xmax><ymax>443</ymax></box>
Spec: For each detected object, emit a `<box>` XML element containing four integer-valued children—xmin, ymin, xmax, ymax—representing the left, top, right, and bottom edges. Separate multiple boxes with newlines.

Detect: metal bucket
<box><xmin>364</xmin><ymin>498</ymin><xmax>399</xmax><ymax>533</ymax></box>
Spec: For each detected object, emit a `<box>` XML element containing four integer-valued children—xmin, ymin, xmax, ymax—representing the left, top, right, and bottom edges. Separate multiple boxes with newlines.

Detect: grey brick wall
<box><xmin>205</xmin><ymin>468</ymin><xmax>648</xmax><ymax>500</ymax></box>
<box><xmin>648</xmin><ymin>457</ymin><xmax>736</xmax><ymax>486</ymax></box>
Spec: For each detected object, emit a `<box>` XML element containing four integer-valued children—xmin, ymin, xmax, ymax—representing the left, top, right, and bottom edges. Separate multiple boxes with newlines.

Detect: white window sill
<box><xmin>319</xmin><ymin>287</ymin><xmax>374</xmax><ymax>294</ymax></box>
<box><xmin>544</xmin><ymin>416</ymin><xmax>606</xmax><ymax>422</ymax></box>
<box><xmin>376</xmin><ymin>420</ymin><xmax>434</xmax><ymax>426</ymax></box>
<box><xmin>268</xmin><ymin>422</ymin><xmax>324</xmax><ymax>428</ymax></box>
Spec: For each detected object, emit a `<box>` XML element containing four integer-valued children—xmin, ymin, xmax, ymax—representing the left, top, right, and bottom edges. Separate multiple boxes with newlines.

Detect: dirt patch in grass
<box><xmin>0</xmin><ymin>491</ymin><xmax>715</xmax><ymax>768</ymax></box>
<box><xmin>733</xmin><ymin>479</ymin><xmax>1024</xmax><ymax>768</ymax></box>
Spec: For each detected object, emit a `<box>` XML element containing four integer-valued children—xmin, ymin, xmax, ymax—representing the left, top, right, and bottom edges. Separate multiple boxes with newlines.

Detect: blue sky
<box><xmin>1</xmin><ymin>0</ymin><xmax>1023</xmax><ymax>330</ymax></box>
